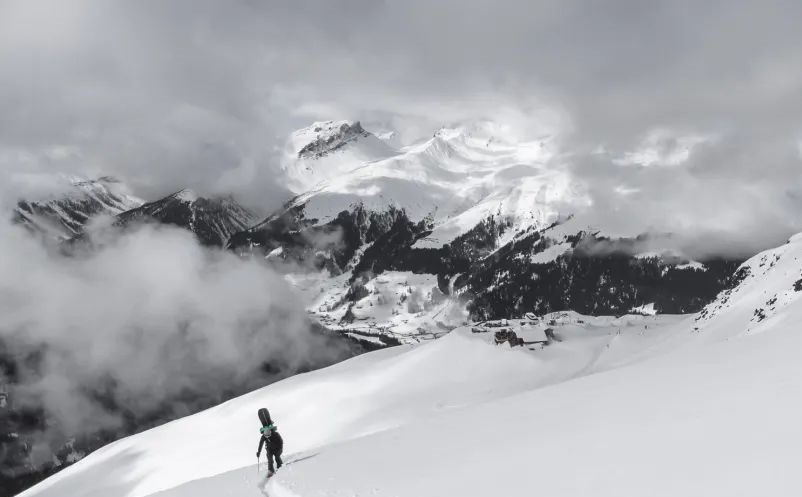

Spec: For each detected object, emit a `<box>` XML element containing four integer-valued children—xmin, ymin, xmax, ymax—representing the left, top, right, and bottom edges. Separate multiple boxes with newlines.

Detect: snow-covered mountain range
<box><xmin>280</xmin><ymin>120</ymin><xmax>570</xmax><ymax>241</ymax></box>
<box><xmin>6</xmin><ymin>122</ymin><xmax>746</xmax><ymax>343</ymax></box>
<box><xmin>1</xmin><ymin>120</ymin><xmax>757</xmax><ymax>496</ymax></box>
<box><xmin>12</xmin><ymin>180</ymin><xmax>256</xmax><ymax>248</ymax></box>
<box><xmin>13</xmin><ymin>177</ymin><xmax>144</xmax><ymax>240</ymax></box>
<box><xmin>230</xmin><ymin>120</ymin><xmax>742</xmax><ymax>341</ymax></box>
<box><xmin>19</xmin><ymin>230</ymin><xmax>802</xmax><ymax>497</ymax></box>
<box><xmin>113</xmin><ymin>189</ymin><xmax>255</xmax><ymax>247</ymax></box>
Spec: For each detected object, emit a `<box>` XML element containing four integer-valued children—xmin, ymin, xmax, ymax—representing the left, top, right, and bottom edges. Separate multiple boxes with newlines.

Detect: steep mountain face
<box><xmin>228</xmin><ymin>121</ymin><xmax>743</xmax><ymax>341</ymax></box>
<box><xmin>460</xmin><ymin>228</ymin><xmax>743</xmax><ymax>320</ymax></box>
<box><xmin>13</xmin><ymin>177</ymin><xmax>144</xmax><ymax>240</ymax></box>
<box><xmin>227</xmin><ymin>203</ymin><xmax>410</xmax><ymax>272</ymax></box>
<box><xmin>114</xmin><ymin>190</ymin><xmax>255</xmax><ymax>247</ymax></box>
<box><xmin>694</xmin><ymin>232</ymin><xmax>802</xmax><ymax>335</ymax></box>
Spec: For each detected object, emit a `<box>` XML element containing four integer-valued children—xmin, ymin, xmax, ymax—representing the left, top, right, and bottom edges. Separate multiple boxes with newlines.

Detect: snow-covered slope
<box><xmin>13</xmin><ymin>177</ymin><xmax>144</xmax><ymax>239</ymax></box>
<box><xmin>114</xmin><ymin>189</ymin><xmax>255</xmax><ymax>246</ymax></box>
<box><xmin>21</xmin><ymin>234</ymin><xmax>802</xmax><ymax>497</ymax></box>
<box><xmin>694</xmin><ymin>232</ymin><xmax>802</xmax><ymax>336</ymax></box>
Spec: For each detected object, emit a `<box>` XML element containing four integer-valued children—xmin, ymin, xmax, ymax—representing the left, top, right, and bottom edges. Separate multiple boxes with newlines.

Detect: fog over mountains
<box><xmin>3</xmin><ymin>1</ymin><xmax>802</xmax><ymax>496</ymax></box>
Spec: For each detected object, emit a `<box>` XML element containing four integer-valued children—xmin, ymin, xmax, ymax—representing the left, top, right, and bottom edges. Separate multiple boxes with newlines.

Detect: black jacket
<box><xmin>257</xmin><ymin>426</ymin><xmax>284</xmax><ymax>454</ymax></box>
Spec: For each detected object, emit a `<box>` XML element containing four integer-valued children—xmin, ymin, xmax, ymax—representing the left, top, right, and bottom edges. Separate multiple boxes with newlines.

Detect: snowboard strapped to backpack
<box><xmin>258</xmin><ymin>407</ymin><xmax>271</xmax><ymax>427</ymax></box>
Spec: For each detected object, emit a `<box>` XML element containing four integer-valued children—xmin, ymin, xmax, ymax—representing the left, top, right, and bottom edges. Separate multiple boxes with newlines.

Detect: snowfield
<box><xmin>20</xmin><ymin>235</ymin><xmax>802</xmax><ymax>497</ymax></box>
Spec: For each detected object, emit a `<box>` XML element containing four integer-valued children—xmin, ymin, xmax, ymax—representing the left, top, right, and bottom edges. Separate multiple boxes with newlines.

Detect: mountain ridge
<box><xmin>13</xmin><ymin>177</ymin><xmax>144</xmax><ymax>240</ymax></box>
<box><xmin>113</xmin><ymin>189</ymin><xmax>256</xmax><ymax>247</ymax></box>
<box><xmin>226</xmin><ymin>120</ymin><xmax>744</xmax><ymax>339</ymax></box>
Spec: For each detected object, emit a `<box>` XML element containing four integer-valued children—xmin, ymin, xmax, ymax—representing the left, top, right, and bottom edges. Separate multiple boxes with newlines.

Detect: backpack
<box><xmin>260</xmin><ymin>423</ymin><xmax>277</xmax><ymax>437</ymax></box>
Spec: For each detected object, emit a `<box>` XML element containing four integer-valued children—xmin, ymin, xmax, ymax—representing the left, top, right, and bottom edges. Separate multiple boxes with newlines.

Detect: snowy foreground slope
<box><xmin>21</xmin><ymin>236</ymin><xmax>802</xmax><ymax>497</ymax></box>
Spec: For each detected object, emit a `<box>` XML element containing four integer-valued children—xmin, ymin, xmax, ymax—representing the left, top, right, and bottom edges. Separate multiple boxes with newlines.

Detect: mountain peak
<box><xmin>294</xmin><ymin>120</ymin><xmax>370</xmax><ymax>159</ymax></box>
<box><xmin>432</xmin><ymin>121</ymin><xmax>521</xmax><ymax>147</ymax></box>
<box><xmin>281</xmin><ymin>120</ymin><xmax>397</xmax><ymax>194</ymax></box>
<box><xmin>112</xmin><ymin>190</ymin><xmax>255</xmax><ymax>246</ymax></box>
<box><xmin>170</xmin><ymin>189</ymin><xmax>199</xmax><ymax>203</ymax></box>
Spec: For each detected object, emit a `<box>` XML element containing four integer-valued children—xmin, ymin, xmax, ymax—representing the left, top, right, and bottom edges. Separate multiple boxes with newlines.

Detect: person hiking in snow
<box><xmin>256</xmin><ymin>408</ymin><xmax>284</xmax><ymax>475</ymax></box>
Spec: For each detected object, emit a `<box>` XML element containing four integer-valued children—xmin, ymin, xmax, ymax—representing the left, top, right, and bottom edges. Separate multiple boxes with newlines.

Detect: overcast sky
<box><xmin>1</xmin><ymin>0</ymin><xmax>801</xmax><ymax>249</ymax></box>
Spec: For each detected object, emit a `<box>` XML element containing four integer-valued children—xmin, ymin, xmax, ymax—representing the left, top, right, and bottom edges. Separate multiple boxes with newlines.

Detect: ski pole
<box><xmin>256</xmin><ymin>454</ymin><xmax>260</xmax><ymax>474</ymax></box>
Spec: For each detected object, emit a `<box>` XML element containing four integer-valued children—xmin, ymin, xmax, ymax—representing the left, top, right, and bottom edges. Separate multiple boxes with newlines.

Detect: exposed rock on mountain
<box><xmin>115</xmin><ymin>190</ymin><xmax>255</xmax><ymax>247</ymax></box>
<box><xmin>13</xmin><ymin>177</ymin><xmax>143</xmax><ymax>240</ymax></box>
<box><xmin>226</xmin><ymin>121</ymin><xmax>744</xmax><ymax>341</ymax></box>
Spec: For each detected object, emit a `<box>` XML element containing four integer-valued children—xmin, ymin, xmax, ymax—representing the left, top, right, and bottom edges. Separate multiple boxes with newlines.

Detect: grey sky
<box><xmin>1</xmin><ymin>0</ymin><xmax>801</xmax><ymax>467</ymax></box>
<box><xmin>1</xmin><ymin>0</ymin><xmax>801</xmax><ymax>248</ymax></box>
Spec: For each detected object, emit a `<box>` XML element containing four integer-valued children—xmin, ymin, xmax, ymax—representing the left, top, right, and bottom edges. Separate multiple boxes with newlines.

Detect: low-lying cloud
<box><xmin>0</xmin><ymin>219</ymin><xmax>351</xmax><ymax>469</ymax></box>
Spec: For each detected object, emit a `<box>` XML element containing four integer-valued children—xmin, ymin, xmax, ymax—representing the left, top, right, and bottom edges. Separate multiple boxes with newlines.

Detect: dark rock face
<box><xmin>227</xmin><ymin>202</ymin><xmax>408</xmax><ymax>274</ymax></box>
<box><xmin>349</xmin><ymin>214</ymin><xmax>435</xmax><ymax>283</ymax></box>
<box><xmin>462</xmin><ymin>229</ymin><xmax>742</xmax><ymax>320</ymax></box>
<box><xmin>115</xmin><ymin>191</ymin><xmax>254</xmax><ymax>247</ymax></box>
<box><xmin>15</xmin><ymin>198</ymin><xmax>94</xmax><ymax>237</ymax></box>
<box><xmin>227</xmin><ymin>203</ymin><xmax>745</xmax><ymax>322</ymax></box>
<box><xmin>297</xmin><ymin>121</ymin><xmax>371</xmax><ymax>159</ymax></box>
<box><xmin>365</xmin><ymin>221</ymin><xmax>741</xmax><ymax>320</ymax></box>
